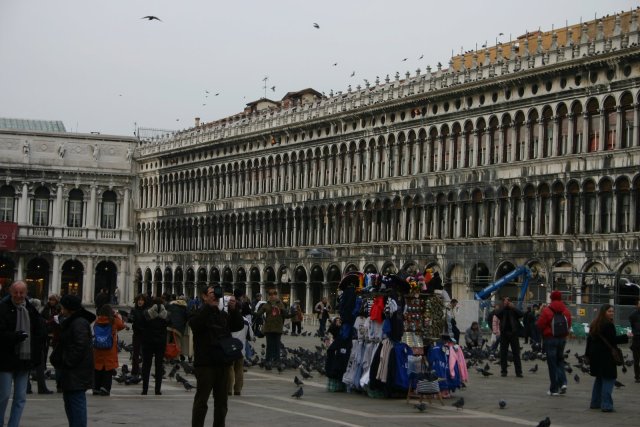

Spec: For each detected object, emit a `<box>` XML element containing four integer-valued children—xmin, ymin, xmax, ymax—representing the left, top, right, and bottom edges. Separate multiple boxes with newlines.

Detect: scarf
<box><xmin>15</xmin><ymin>302</ymin><xmax>31</xmax><ymax>361</ymax></box>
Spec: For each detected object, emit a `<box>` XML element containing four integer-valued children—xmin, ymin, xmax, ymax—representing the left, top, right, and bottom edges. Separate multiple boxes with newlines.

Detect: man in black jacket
<box><xmin>50</xmin><ymin>294</ymin><xmax>95</xmax><ymax>427</ymax></box>
<box><xmin>0</xmin><ymin>281</ymin><xmax>46</xmax><ymax>427</ymax></box>
<box><xmin>496</xmin><ymin>296</ymin><xmax>524</xmax><ymax>378</ymax></box>
<box><xmin>190</xmin><ymin>286</ymin><xmax>243</xmax><ymax>427</ymax></box>
<box><xmin>629</xmin><ymin>298</ymin><xmax>640</xmax><ymax>383</ymax></box>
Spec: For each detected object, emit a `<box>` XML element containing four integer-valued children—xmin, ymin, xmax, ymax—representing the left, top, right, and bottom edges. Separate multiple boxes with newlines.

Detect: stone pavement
<box><xmin>21</xmin><ymin>329</ymin><xmax>639</xmax><ymax>427</ymax></box>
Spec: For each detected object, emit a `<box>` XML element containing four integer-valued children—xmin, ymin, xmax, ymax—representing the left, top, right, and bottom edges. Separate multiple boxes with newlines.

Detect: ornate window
<box><xmin>32</xmin><ymin>187</ymin><xmax>50</xmax><ymax>226</ymax></box>
<box><xmin>0</xmin><ymin>185</ymin><xmax>15</xmax><ymax>222</ymax></box>
<box><xmin>67</xmin><ymin>189</ymin><xmax>84</xmax><ymax>228</ymax></box>
<box><xmin>101</xmin><ymin>190</ymin><xmax>117</xmax><ymax>229</ymax></box>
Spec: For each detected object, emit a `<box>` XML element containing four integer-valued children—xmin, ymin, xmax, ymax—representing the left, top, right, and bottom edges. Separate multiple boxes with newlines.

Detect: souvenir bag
<box><xmin>164</xmin><ymin>330</ymin><xmax>181</xmax><ymax>360</ymax></box>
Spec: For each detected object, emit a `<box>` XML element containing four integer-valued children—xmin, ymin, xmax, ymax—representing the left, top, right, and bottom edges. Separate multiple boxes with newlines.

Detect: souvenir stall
<box><xmin>326</xmin><ymin>270</ymin><xmax>467</xmax><ymax>401</ymax></box>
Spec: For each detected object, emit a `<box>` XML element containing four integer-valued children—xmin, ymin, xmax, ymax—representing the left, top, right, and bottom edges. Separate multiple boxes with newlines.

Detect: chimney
<box><xmin>195</xmin><ymin>117</ymin><xmax>200</xmax><ymax>127</ymax></box>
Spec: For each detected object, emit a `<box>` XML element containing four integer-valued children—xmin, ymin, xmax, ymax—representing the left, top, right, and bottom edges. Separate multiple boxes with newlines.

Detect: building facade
<box><xmin>0</xmin><ymin>121</ymin><xmax>137</xmax><ymax>305</ymax></box>
<box><xmin>134</xmin><ymin>12</ymin><xmax>640</xmax><ymax>314</ymax></box>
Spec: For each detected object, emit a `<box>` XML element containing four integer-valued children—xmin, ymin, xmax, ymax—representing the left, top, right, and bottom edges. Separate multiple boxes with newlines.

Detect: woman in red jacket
<box><xmin>93</xmin><ymin>304</ymin><xmax>125</xmax><ymax>396</ymax></box>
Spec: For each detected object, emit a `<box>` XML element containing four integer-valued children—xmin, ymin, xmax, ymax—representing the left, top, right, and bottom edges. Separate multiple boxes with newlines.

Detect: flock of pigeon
<box><xmin>112</xmin><ymin>333</ymin><xmax>638</xmax><ymax>426</ymax></box>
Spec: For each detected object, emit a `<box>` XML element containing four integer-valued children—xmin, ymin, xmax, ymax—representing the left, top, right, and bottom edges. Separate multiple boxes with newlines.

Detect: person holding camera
<box><xmin>495</xmin><ymin>296</ymin><xmax>524</xmax><ymax>378</ymax></box>
<box><xmin>0</xmin><ymin>280</ymin><xmax>46</xmax><ymax>427</ymax></box>
<box><xmin>190</xmin><ymin>286</ymin><xmax>244</xmax><ymax>427</ymax></box>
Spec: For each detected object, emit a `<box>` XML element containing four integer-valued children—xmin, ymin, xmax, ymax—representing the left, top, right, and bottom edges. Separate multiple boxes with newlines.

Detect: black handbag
<box><xmin>218</xmin><ymin>337</ymin><xmax>243</xmax><ymax>363</ymax></box>
<box><xmin>599</xmin><ymin>334</ymin><xmax>624</xmax><ymax>366</ymax></box>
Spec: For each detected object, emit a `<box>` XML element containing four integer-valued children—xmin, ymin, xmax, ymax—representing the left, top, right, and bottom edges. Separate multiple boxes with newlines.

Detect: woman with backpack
<box><xmin>140</xmin><ymin>297</ymin><xmax>168</xmax><ymax>395</ymax></box>
<box><xmin>93</xmin><ymin>304</ymin><xmax>125</xmax><ymax>396</ymax></box>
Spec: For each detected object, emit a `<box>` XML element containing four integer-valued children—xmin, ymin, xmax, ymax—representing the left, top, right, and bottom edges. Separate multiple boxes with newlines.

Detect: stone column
<box><xmin>84</xmin><ymin>256</ymin><xmax>94</xmax><ymax>305</ymax></box>
<box><xmin>118</xmin><ymin>258</ymin><xmax>127</xmax><ymax>305</ymax></box>
<box><xmin>17</xmin><ymin>256</ymin><xmax>24</xmax><ymax>282</ymax></box>
<box><xmin>19</xmin><ymin>182</ymin><xmax>29</xmax><ymax>225</ymax></box>
<box><xmin>537</xmin><ymin>121</ymin><xmax>545</xmax><ymax>159</ymax></box>
<box><xmin>392</xmin><ymin>143</ymin><xmax>400</xmax><ymax>176</ymax></box>
<box><xmin>322</xmin><ymin>282</ymin><xmax>330</xmax><ymax>300</ymax></box>
<box><xmin>633</xmin><ymin>103</ymin><xmax>640</xmax><ymax>148</ymax></box>
<box><xmin>581</xmin><ymin>114</ymin><xmax>589</xmax><ymax>153</ymax></box>
<box><xmin>122</xmin><ymin>188</ymin><xmax>130</xmax><ymax>230</ymax></box>
<box><xmin>54</xmin><ymin>183</ymin><xmax>63</xmax><ymax>227</ymax></box>
<box><xmin>552</xmin><ymin>117</ymin><xmax>560</xmax><ymax>157</ymax></box>
<box><xmin>51</xmin><ymin>254</ymin><xmax>61</xmax><ymax>296</ymax></box>
<box><xmin>598</xmin><ymin>110</ymin><xmax>605</xmax><ymax>151</ymax></box>
<box><xmin>567</xmin><ymin>114</ymin><xmax>575</xmax><ymax>155</ymax></box>
<box><xmin>472</xmin><ymin>131</ymin><xmax>480</xmax><ymax>167</ymax></box>
<box><xmin>305</xmin><ymin>282</ymin><xmax>313</xmax><ymax>315</ymax></box>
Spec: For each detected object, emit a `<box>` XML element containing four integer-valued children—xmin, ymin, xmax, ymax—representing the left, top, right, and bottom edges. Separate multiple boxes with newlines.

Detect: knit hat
<box><xmin>60</xmin><ymin>294</ymin><xmax>82</xmax><ymax>311</ymax></box>
<box><xmin>550</xmin><ymin>291</ymin><xmax>562</xmax><ymax>301</ymax></box>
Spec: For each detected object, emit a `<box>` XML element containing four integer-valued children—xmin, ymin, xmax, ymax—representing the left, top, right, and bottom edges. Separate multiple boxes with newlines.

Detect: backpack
<box><xmin>93</xmin><ymin>323</ymin><xmax>113</xmax><ymax>349</ymax></box>
<box><xmin>551</xmin><ymin>310</ymin><xmax>569</xmax><ymax>337</ymax></box>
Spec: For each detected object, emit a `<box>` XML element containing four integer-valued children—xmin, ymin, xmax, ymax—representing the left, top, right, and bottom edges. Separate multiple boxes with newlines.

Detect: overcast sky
<box><xmin>0</xmin><ymin>0</ymin><xmax>635</xmax><ymax>136</ymax></box>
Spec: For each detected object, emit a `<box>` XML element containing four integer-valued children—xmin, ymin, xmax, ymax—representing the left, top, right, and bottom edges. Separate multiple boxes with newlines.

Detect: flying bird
<box><xmin>452</xmin><ymin>397</ymin><xmax>464</xmax><ymax>410</ymax></box>
<box><xmin>313</xmin><ymin>23</ymin><xmax>320</xmax><ymax>29</ymax></box>
<box><xmin>332</xmin><ymin>62</ymin><xmax>338</xmax><ymax>67</ymax></box>
<box><xmin>291</xmin><ymin>387</ymin><xmax>304</xmax><ymax>399</ymax></box>
<box><xmin>499</xmin><ymin>400</ymin><xmax>506</xmax><ymax>409</ymax></box>
<box><xmin>215</xmin><ymin>93</ymin><xmax>220</xmax><ymax>96</ymax></box>
<box><xmin>536</xmin><ymin>417</ymin><xmax>551</xmax><ymax>427</ymax></box>
<box><xmin>142</xmin><ymin>16</ymin><xmax>162</xmax><ymax>22</ymax></box>
<box><xmin>419</xmin><ymin>54</ymin><xmax>424</xmax><ymax>59</ymax></box>
<box><xmin>414</xmin><ymin>402</ymin><xmax>427</xmax><ymax>412</ymax></box>
<box><xmin>350</xmin><ymin>71</ymin><xmax>355</xmax><ymax>77</ymax></box>
<box><xmin>271</xmin><ymin>86</ymin><xmax>276</xmax><ymax>92</ymax></box>
<box><xmin>402</xmin><ymin>58</ymin><xmax>408</xmax><ymax>61</ymax></box>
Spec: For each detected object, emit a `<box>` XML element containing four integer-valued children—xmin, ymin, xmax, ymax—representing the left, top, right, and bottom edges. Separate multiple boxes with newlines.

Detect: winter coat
<box><xmin>51</xmin><ymin>308</ymin><xmax>96</xmax><ymax>391</ymax></box>
<box><xmin>93</xmin><ymin>314</ymin><xmax>125</xmax><ymax>371</ymax></box>
<box><xmin>586</xmin><ymin>321</ymin><xmax>629</xmax><ymax>379</ymax></box>
<box><xmin>141</xmin><ymin>304</ymin><xmax>169</xmax><ymax>348</ymax></box>
<box><xmin>536</xmin><ymin>300</ymin><xmax>572</xmax><ymax>338</ymax></box>
<box><xmin>0</xmin><ymin>298</ymin><xmax>46</xmax><ymax>372</ymax></box>
<box><xmin>256</xmin><ymin>300</ymin><xmax>291</xmax><ymax>334</ymax></box>
<box><xmin>167</xmin><ymin>300</ymin><xmax>188</xmax><ymax>334</ymax></box>
<box><xmin>129</xmin><ymin>305</ymin><xmax>147</xmax><ymax>335</ymax></box>
<box><xmin>496</xmin><ymin>305</ymin><xmax>523</xmax><ymax>336</ymax></box>
<box><xmin>189</xmin><ymin>304</ymin><xmax>244</xmax><ymax>367</ymax></box>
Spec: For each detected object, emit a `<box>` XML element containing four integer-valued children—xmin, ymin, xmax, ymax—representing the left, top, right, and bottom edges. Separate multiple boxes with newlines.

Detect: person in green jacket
<box><xmin>256</xmin><ymin>290</ymin><xmax>291</xmax><ymax>364</ymax></box>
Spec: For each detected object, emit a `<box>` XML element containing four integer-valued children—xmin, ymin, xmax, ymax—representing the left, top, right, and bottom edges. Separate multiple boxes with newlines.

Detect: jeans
<box><xmin>499</xmin><ymin>333</ymin><xmax>522</xmax><ymax>375</ymax></box>
<box><xmin>544</xmin><ymin>337</ymin><xmax>567</xmax><ymax>392</ymax></box>
<box><xmin>63</xmin><ymin>390</ymin><xmax>87</xmax><ymax>427</ymax></box>
<box><xmin>590</xmin><ymin>377</ymin><xmax>615</xmax><ymax>410</ymax></box>
<box><xmin>192</xmin><ymin>365</ymin><xmax>229</xmax><ymax>427</ymax></box>
<box><xmin>319</xmin><ymin>316</ymin><xmax>328</xmax><ymax>336</ymax></box>
<box><xmin>0</xmin><ymin>370</ymin><xmax>29</xmax><ymax>427</ymax></box>
<box><xmin>264</xmin><ymin>333</ymin><xmax>281</xmax><ymax>363</ymax></box>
